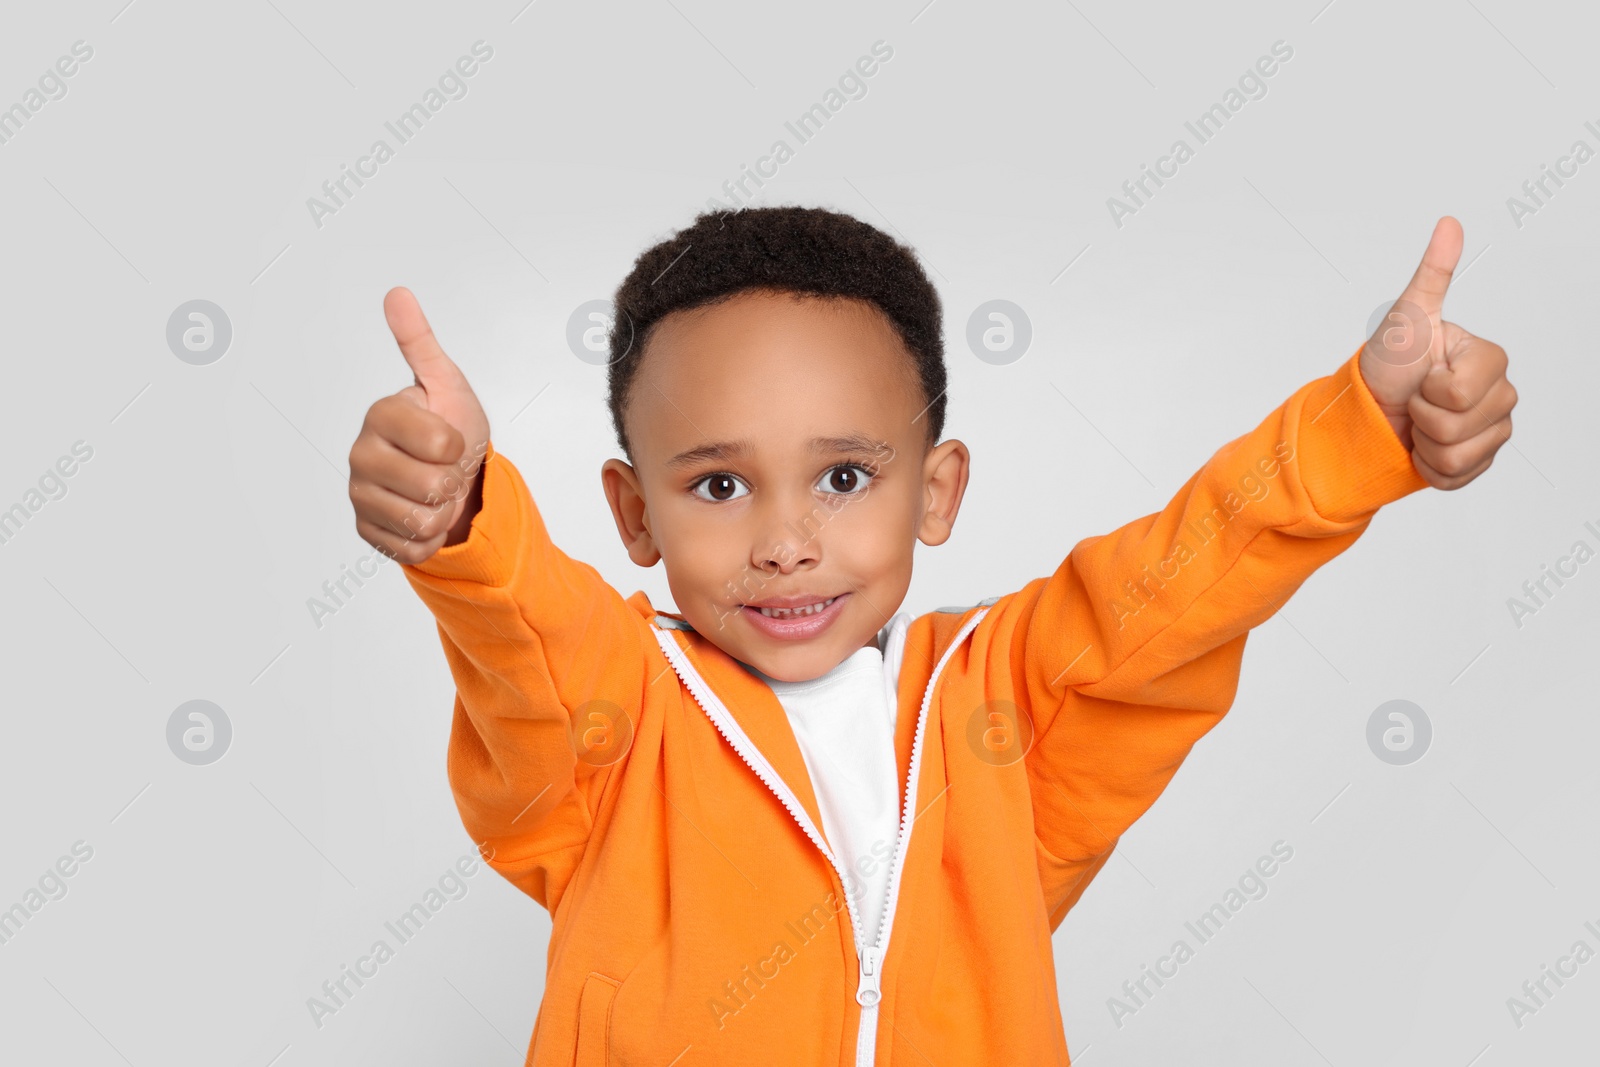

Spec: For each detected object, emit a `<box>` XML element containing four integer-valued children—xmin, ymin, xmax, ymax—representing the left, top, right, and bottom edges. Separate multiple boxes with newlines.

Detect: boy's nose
<box><xmin>750</xmin><ymin>498</ymin><xmax>822</xmax><ymax>575</ymax></box>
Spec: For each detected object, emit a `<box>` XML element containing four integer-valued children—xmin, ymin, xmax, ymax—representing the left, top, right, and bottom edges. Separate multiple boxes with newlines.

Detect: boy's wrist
<box><xmin>1298</xmin><ymin>347</ymin><xmax>1430</xmax><ymax>522</ymax></box>
<box><xmin>406</xmin><ymin>443</ymin><xmax>518</xmax><ymax>586</ymax></box>
<box><xmin>445</xmin><ymin>461</ymin><xmax>486</xmax><ymax>546</ymax></box>
<box><xmin>1356</xmin><ymin>355</ymin><xmax>1416</xmax><ymax>451</ymax></box>
<box><xmin>1383</xmin><ymin>413</ymin><xmax>1414</xmax><ymax>451</ymax></box>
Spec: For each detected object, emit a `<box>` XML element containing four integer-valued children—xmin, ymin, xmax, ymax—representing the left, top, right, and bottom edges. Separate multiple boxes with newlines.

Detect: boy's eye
<box><xmin>691</xmin><ymin>473</ymin><xmax>749</xmax><ymax>502</ymax></box>
<box><xmin>815</xmin><ymin>464</ymin><xmax>875</xmax><ymax>495</ymax></box>
<box><xmin>690</xmin><ymin>465</ymin><xmax>876</xmax><ymax>501</ymax></box>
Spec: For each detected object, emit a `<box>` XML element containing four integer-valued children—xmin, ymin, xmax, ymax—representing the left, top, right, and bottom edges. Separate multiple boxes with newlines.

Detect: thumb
<box><xmin>394</xmin><ymin>383</ymin><xmax>428</xmax><ymax>409</ymax></box>
<box><xmin>384</xmin><ymin>286</ymin><xmax>470</xmax><ymax>396</ymax></box>
<box><xmin>1396</xmin><ymin>215</ymin><xmax>1464</xmax><ymax>320</ymax></box>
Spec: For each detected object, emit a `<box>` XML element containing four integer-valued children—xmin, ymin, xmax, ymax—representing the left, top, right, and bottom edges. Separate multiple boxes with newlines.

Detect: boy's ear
<box><xmin>601</xmin><ymin>458</ymin><xmax>661</xmax><ymax>567</ymax></box>
<box><xmin>916</xmin><ymin>439</ymin><xmax>970</xmax><ymax>547</ymax></box>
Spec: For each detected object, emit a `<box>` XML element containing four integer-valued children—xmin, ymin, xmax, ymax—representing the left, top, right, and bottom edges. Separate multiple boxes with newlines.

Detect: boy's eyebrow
<box><xmin>664</xmin><ymin>433</ymin><xmax>888</xmax><ymax>470</ymax></box>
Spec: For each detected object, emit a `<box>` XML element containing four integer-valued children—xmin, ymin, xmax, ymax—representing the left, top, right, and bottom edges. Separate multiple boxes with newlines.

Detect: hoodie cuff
<box><xmin>402</xmin><ymin>440</ymin><xmax>517</xmax><ymax>588</ymax></box>
<box><xmin>1297</xmin><ymin>346</ymin><xmax>1430</xmax><ymax>524</ymax></box>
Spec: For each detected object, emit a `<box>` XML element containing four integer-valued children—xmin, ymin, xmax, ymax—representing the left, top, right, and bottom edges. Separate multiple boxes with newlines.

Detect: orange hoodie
<box><xmin>401</xmin><ymin>346</ymin><xmax>1428</xmax><ymax>1066</ymax></box>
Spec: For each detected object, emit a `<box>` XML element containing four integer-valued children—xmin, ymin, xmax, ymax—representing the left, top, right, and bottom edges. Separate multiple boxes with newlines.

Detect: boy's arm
<box><xmin>996</xmin><ymin>347</ymin><xmax>1426</xmax><ymax>922</ymax></box>
<box><xmin>402</xmin><ymin>441</ymin><xmax>648</xmax><ymax>911</ymax></box>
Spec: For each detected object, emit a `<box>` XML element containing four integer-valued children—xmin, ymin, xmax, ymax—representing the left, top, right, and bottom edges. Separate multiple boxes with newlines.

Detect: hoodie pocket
<box><xmin>574</xmin><ymin>971</ymin><xmax>620</xmax><ymax>1067</ymax></box>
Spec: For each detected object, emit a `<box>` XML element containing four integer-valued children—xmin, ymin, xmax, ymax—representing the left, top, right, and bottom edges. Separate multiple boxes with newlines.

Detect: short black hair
<box><xmin>605</xmin><ymin>205</ymin><xmax>946</xmax><ymax>461</ymax></box>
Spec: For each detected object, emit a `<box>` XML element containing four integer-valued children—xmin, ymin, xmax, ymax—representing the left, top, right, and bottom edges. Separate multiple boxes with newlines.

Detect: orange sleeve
<box><xmin>998</xmin><ymin>347</ymin><xmax>1428</xmax><ymax>921</ymax></box>
<box><xmin>400</xmin><ymin>442</ymin><xmax>649</xmax><ymax>911</ymax></box>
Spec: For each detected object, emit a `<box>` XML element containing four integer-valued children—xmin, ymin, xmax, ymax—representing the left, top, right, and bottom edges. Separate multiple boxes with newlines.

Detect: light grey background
<box><xmin>1</xmin><ymin>0</ymin><xmax>1594</xmax><ymax>1063</ymax></box>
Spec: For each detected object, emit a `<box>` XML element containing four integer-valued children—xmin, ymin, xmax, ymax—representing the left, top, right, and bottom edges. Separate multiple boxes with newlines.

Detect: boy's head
<box><xmin>599</xmin><ymin>206</ymin><xmax>971</xmax><ymax>683</ymax></box>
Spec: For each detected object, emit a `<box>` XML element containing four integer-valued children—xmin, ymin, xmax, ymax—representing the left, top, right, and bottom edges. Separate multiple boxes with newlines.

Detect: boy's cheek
<box><xmin>660</xmin><ymin>537</ymin><xmax>751</xmax><ymax>609</ymax></box>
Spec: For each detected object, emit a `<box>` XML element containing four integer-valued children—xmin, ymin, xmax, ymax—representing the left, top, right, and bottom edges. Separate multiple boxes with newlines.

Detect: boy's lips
<box><xmin>739</xmin><ymin>593</ymin><xmax>849</xmax><ymax>640</ymax></box>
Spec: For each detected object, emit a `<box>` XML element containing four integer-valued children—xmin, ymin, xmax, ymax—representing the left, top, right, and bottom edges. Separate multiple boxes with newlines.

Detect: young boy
<box><xmin>347</xmin><ymin>207</ymin><xmax>1515</xmax><ymax>1065</ymax></box>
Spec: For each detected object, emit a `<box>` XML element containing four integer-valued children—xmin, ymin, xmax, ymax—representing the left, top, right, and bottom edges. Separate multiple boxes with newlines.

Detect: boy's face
<box><xmin>601</xmin><ymin>289</ymin><xmax>970</xmax><ymax>683</ymax></box>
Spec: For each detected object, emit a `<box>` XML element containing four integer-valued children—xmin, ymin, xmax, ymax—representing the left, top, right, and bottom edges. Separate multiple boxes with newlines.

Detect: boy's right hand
<box><xmin>348</xmin><ymin>287</ymin><xmax>492</xmax><ymax>564</ymax></box>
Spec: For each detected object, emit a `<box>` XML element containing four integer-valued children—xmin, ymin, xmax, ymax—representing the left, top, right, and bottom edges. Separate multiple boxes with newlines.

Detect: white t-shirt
<box><xmin>741</xmin><ymin>616</ymin><xmax>910</xmax><ymax>948</ymax></box>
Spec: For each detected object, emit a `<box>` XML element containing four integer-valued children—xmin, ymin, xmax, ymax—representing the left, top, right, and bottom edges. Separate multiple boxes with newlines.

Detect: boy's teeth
<box><xmin>756</xmin><ymin>596</ymin><xmax>837</xmax><ymax>618</ymax></box>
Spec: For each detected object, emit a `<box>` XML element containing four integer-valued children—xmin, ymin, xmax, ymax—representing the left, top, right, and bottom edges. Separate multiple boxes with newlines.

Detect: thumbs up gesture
<box><xmin>1359</xmin><ymin>217</ymin><xmax>1518</xmax><ymax>490</ymax></box>
<box><xmin>348</xmin><ymin>288</ymin><xmax>492</xmax><ymax>564</ymax></box>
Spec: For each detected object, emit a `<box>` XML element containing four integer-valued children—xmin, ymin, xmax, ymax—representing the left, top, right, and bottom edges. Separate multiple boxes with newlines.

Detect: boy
<box><xmin>347</xmin><ymin>207</ymin><xmax>1514</xmax><ymax>1065</ymax></box>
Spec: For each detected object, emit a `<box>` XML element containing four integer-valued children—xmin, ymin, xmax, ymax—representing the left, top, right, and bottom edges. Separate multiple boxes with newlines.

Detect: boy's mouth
<box><xmin>748</xmin><ymin>595</ymin><xmax>840</xmax><ymax>618</ymax></box>
<box><xmin>739</xmin><ymin>593</ymin><xmax>849</xmax><ymax>640</ymax></box>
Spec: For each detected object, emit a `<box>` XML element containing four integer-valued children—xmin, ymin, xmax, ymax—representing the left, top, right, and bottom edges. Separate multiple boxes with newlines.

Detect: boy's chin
<box><xmin>722</xmin><ymin>625</ymin><xmax>858</xmax><ymax>683</ymax></box>
<box><xmin>743</xmin><ymin>647</ymin><xmax>838</xmax><ymax>683</ymax></box>
<box><xmin>690</xmin><ymin>597</ymin><xmax>883</xmax><ymax>680</ymax></box>
<box><xmin>742</xmin><ymin>652</ymin><xmax>838</xmax><ymax>684</ymax></box>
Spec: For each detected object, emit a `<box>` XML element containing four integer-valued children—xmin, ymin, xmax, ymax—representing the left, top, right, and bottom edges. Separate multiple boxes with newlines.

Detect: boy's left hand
<box><xmin>1358</xmin><ymin>216</ymin><xmax>1518</xmax><ymax>490</ymax></box>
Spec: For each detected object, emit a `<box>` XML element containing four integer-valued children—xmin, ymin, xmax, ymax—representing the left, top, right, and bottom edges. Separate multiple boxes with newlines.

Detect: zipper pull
<box><xmin>856</xmin><ymin>944</ymin><xmax>882</xmax><ymax>1007</ymax></box>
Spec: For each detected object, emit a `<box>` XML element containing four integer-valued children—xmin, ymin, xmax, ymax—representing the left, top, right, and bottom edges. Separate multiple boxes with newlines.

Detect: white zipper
<box><xmin>652</xmin><ymin>608</ymin><xmax>989</xmax><ymax>1067</ymax></box>
<box><xmin>850</xmin><ymin>608</ymin><xmax>987</xmax><ymax>1066</ymax></box>
<box><xmin>652</xmin><ymin>630</ymin><xmax>870</xmax><ymax>952</ymax></box>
